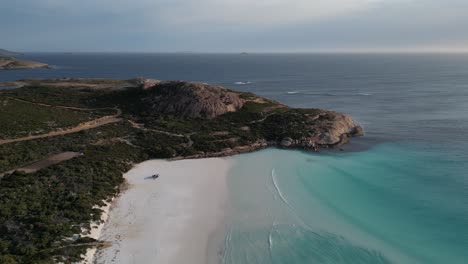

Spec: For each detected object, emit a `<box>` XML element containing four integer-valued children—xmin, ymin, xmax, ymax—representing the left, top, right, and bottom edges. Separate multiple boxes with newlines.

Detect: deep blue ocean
<box><xmin>1</xmin><ymin>53</ymin><xmax>468</xmax><ymax>263</ymax></box>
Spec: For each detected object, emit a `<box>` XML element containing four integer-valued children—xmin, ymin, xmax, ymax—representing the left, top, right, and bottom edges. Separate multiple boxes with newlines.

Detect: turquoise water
<box><xmin>224</xmin><ymin>144</ymin><xmax>468</xmax><ymax>264</ymax></box>
<box><xmin>3</xmin><ymin>53</ymin><xmax>468</xmax><ymax>263</ymax></box>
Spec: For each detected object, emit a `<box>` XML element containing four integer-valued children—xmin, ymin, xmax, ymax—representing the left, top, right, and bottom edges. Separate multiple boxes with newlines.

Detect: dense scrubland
<box><xmin>0</xmin><ymin>80</ymin><xmax>362</xmax><ymax>263</ymax></box>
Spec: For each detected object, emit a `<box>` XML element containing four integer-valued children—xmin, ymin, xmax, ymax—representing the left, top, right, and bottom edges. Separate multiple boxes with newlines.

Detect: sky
<box><xmin>1</xmin><ymin>0</ymin><xmax>468</xmax><ymax>52</ymax></box>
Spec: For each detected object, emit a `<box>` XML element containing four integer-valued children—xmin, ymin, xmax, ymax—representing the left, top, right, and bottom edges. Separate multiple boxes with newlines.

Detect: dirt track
<box><xmin>0</xmin><ymin>152</ymin><xmax>81</xmax><ymax>177</ymax></box>
<box><xmin>0</xmin><ymin>116</ymin><xmax>121</xmax><ymax>145</ymax></box>
<box><xmin>5</xmin><ymin>96</ymin><xmax>120</xmax><ymax>113</ymax></box>
<box><xmin>0</xmin><ymin>97</ymin><xmax>122</xmax><ymax>145</ymax></box>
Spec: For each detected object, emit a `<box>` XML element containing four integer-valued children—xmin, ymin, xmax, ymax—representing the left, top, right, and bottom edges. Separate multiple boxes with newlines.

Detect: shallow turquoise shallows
<box><xmin>3</xmin><ymin>53</ymin><xmax>468</xmax><ymax>263</ymax></box>
<box><xmin>224</xmin><ymin>144</ymin><xmax>468</xmax><ymax>264</ymax></box>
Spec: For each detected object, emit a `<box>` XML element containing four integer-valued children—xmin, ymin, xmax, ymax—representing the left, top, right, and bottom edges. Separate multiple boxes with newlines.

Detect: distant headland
<box><xmin>0</xmin><ymin>48</ymin><xmax>22</xmax><ymax>56</ymax></box>
<box><xmin>0</xmin><ymin>57</ymin><xmax>49</xmax><ymax>70</ymax></box>
<box><xmin>0</xmin><ymin>48</ymin><xmax>49</xmax><ymax>70</ymax></box>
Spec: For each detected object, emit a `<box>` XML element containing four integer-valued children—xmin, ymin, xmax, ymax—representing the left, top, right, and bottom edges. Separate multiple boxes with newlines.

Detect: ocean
<box><xmin>2</xmin><ymin>53</ymin><xmax>468</xmax><ymax>263</ymax></box>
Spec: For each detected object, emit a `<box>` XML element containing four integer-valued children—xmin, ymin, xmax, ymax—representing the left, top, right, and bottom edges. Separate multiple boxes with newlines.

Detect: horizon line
<box><xmin>13</xmin><ymin>50</ymin><xmax>468</xmax><ymax>55</ymax></box>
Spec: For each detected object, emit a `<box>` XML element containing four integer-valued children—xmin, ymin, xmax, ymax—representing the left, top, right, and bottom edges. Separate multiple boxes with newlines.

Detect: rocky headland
<box><xmin>0</xmin><ymin>77</ymin><xmax>363</xmax><ymax>263</ymax></box>
<box><xmin>0</xmin><ymin>57</ymin><xmax>49</xmax><ymax>70</ymax></box>
<box><xmin>2</xmin><ymin>78</ymin><xmax>363</xmax><ymax>157</ymax></box>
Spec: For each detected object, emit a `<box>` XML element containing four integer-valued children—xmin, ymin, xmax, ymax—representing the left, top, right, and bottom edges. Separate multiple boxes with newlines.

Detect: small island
<box><xmin>0</xmin><ymin>78</ymin><xmax>362</xmax><ymax>263</ymax></box>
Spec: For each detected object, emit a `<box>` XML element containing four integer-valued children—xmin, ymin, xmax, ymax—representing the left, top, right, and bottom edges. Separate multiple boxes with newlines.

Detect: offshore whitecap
<box><xmin>223</xmin><ymin>144</ymin><xmax>468</xmax><ymax>264</ymax></box>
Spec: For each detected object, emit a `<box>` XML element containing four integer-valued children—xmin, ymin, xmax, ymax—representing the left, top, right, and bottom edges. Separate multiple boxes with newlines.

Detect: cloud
<box><xmin>2</xmin><ymin>0</ymin><xmax>468</xmax><ymax>52</ymax></box>
<box><xmin>14</xmin><ymin>0</ymin><xmax>383</xmax><ymax>28</ymax></box>
<box><xmin>152</xmin><ymin>0</ymin><xmax>382</xmax><ymax>28</ymax></box>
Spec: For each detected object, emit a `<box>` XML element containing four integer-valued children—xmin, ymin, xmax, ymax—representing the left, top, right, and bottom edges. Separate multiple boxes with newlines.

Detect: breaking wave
<box><xmin>234</xmin><ymin>81</ymin><xmax>251</xmax><ymax>85</ymax></box>
<box><xmin>271</xmin><ymin>169</ymin><xmax>291</xmax><ymax>208</ymax></box>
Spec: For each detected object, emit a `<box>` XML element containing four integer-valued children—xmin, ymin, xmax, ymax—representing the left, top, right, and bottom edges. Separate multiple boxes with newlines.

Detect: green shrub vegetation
<box><xmin>0</xmin><ymin>97</ymin><xmax>109</xmax><ymax>140</ymax></box>
<box><xmin>0</xmin><ymin>83</ymin><xmax>327</xmax><ymax>263</ymax></box>
<box><xmin>0</xmin><ymin>143</ymin><xmax>147</xmax><ymax>263</ymax></box>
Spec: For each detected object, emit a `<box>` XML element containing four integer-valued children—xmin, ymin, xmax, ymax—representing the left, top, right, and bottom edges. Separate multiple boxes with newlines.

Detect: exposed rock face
<box><xmin>280</xmin><ymin>137</ymin><xmax>294</xmax><ymax>147</ymax></box>
<box><xmin>278</xmin><ymin>111</ymin><xmax>363</xmax><ymax>150</ymax></box>
<box><xmin>313</xmin><ymin>112</ymin><xmax>362</xmax><ymax>145</ymax></box>
<box><xmin>142</xmin><ymin>81</ymin><xmax>246</xmax><ymax>119</ymax></box>
<box><xmin>0</xmin><ymin>57</ymin><xmax>48</xmax><ymax>70</ymax></box>
<box><xmin>133</xmin><ymin>77</ymin><xmax>160</xmax><ymax>89</ymax></box>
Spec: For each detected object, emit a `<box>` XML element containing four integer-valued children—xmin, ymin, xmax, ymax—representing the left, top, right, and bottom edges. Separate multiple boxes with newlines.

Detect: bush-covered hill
<box><xmin>0</xmin><ymin>78</ymin><xmax>363</xmax><ymax>263</ymax></box>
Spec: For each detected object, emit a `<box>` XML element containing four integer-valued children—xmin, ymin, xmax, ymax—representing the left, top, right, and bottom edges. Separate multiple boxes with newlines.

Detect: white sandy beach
<box><xmin>80</xmin><ymin>200</ymin><xmax>113</xmax><ymax>264</ymax></box>
<box><xmin>92</xmin><ymin>158</ymin><xmax>231</xmax><ymax>264</ymax></box>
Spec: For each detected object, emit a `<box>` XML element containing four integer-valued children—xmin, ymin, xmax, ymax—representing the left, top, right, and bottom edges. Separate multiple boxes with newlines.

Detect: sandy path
<box><xmin>92</xmin><ymin>158</ymin><xmax>231</xmax><ymax>264</ymax></box>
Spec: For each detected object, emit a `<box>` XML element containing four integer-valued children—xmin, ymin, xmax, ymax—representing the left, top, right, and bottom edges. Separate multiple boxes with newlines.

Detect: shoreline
<box><xmin>90</xmin><ymin>158</ymin><xmax>232</xmax><ymax>264</ymax></box>
<box><xmin>80</xmin><ymin>199</ymin><xmax>114</xmax><ymax>264</ymax></box>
